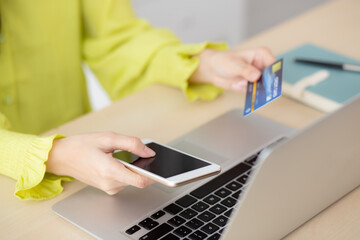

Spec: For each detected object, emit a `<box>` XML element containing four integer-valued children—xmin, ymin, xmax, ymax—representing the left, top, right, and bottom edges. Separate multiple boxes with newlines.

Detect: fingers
<box><xmin>213</xmin><ymin>53</ymin><xmax>261</xmax><ymax>82</ymax></box>
<box><xmin>189</xmin><ymin>46</ymin><xmax>276</xmax><ymax>90</ymax></box>
<box><xmin>231</xmin><ymin>81</ymin><xmax>248</xmax><ymax>92</ymax></box>
<box><xmin>96</xmin><ymin>158</ymin><xmax>154</xmax><ymax>195</ymax></box>
<box><xmin>50</xmin><ymin>132</ymin><xmax>156</xmax><ymax>196</ymax></box>
<box><xmin>104</xmin><ymin>185</ymin><xmax>126</xmax><ymax>195</ymax></box>
<box><xmin>99</xmin><ymin>132</ymin><xmax>155</xmax><ymax>158</ymax></box>
<box><xmin>104</xmin><ymin>174</ymin><xmax>154</xmax><ymax>195</ymax></box>
<box><xmin>219</xmin><ymin>47</ymin><xmax>276</xmax><ymax>86</ymax></box>
<box><xmin>96</xmin><ymin>133</ymin><xmax>156</xmax><ymax>189</ymax></box>
<box><xmin>236</xmin><ymin>60</ymin><xmax>262</xmax><ymax>82</ymax></box>
<box><xmin>212</xmin><ymin>76</ymin><xmax>248</xmax><ymax>92</ymax></box>
<box><xmin>252</xmin><ymin>47</ymin><xmax>276</xmax><ymax>69</ymax></box>
<box><xmin>237</xmin><ymin>47</ymin><xmax>276</xmax><ymax>70</ymax></box>
<box><xmin>109</xmin><ymin>161</ymin><xmax>154</xmax><ymax>188</ymax></box>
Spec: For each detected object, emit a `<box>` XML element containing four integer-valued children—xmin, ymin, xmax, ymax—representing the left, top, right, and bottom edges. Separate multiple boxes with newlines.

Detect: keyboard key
<box><xmin>139</xmin><ymin>223</ymin><xmax>174</xmax><ymax>240</ymax></box>
<box><xmin>191</xmin><ymin>201</ymin><xmax>209</xmax><ymax>212</ymax></box>
<box><xmin>208</xmin><ymin>233</ymin><xmax>221</xmax><ymax>240</ymax></box>
<box><xmin>237</xmin><ymin>174</ymin><xmax>249</xmax><ymax>184</ymax></box>
<box><xmin>209</xmin><ymin>204</ymin><xmax>227</xmax><ymax>215</ymax></box>
<box><xmin>190</xmin><ymin>162</ymin><xmax>251</xmax><ymax>199</ymax></box>
<box><xmin>176</xmin><ymin>195</ymin><xmax>197</xmax><ymax>208</ymax></box>
<box><xmin>174</xmin><ymin>226</ymin><xmax>192</xmax><ymax>237</ymax></box>
<box><xmin>147</xmin><ymin>221</ymin><xmax>159</xmax><ymax>230</ymax></box>
<box><xmin>162</xmin><ymin>233</ymin><xmax>180</xmax><ymax>240</ymax></box>
<box><xmin>139</xmin><ymin>217</ymin><xmax>152</xmax><ymax>227</ymax></box>
<box><xmin>214</xmin><ymin>188</ymin><xmax>231</xmax><ymax>198</ymax></box>
<box><xmin>185</xmin><ymin>218</ymin><xmax>204</xmax><ymax>230</ymax></box>
<box><xmin>245</xmin><ymin>154</ymin><xmax>258</xmax><ymax>166</ymax></box>
<box><xmin>225</xmin><ymin>181</ymin><xmax>243</xmax><ymax>191</ymax></box>
<box><xmin>221</xmin><ymin>197</ymin><xmax>237</xmax><ymax>208</ymax></box>
<box><xmin>139</xmin><ymin>218</ymin><xmax>159</xmax><ymax>230</ymax></box>
<box><xmin>213</xmin><ymin>215</ymin><xmax>229</xmax><ymax>227</ymax></box>
<box><xmin>144</xmin><ymin>222</ymin><xmax>159</xmax><ymax>230</ymax></box>
<box><xmin>164</xmin><ymin>203</ymin><xmax>183</xmax><ymax>215</ymax></box>
<box><xmin>168</xmin><ymin>216</ymin><xmax>186</xmax><ymax>227</ymax></box>
<box><xmin>125</xmin><ymin>225</ymin><xmax>140</xmax><ymax>235</ymax></box>
<box><xmin>198</xmin><ymin>211</ymin><xmax>215</xmax><ymax>222</ymax></box>
<box><xmin>232</xmin><ymin>189</ymin><xmax>242</xmax><ymax>199</ymax></box>
<box><xmin>203</xmin><ymin>195</ymin><xmax>220</xmax><ymax>205</ymax></box>
<box><xmin>151</xmin><ymin>210</ymin><xmax>165</xmax><ymax>220</ymax></box>
<box><xmin>224</xmin><ymin>208</ymin><xmax>234</xmax><ymax>218</ymax></box>
<box><xmin>200</xmin><ymin>223</ymin><xmax>219</xmax><ymax>234</ymax></box>
<box><xmin>180</xmin><ymin>209</ymin><xmax>198</xmax><ymax>219</ymax></box>
<box><xmin>189</xmin><ymin>230</ymin><xmax>207</xmax><ymax>240</ymax></box>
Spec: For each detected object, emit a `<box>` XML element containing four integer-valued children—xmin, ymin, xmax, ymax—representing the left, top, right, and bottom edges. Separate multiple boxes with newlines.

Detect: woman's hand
<box><xmin>189</xmin><ymin>46</ymin><xmax>276</xmax><ymax>91</ymax></box>
<box><xmin>46</xmin><ymin>132</ymin><xmax>156</xmax><ymax>195</ymax></box>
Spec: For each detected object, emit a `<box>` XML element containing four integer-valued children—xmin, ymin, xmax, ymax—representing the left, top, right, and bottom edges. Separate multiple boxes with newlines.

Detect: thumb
<box><xmin>101</xmin><ymin>133</ymin><xmax>156</xmax><ymax>158</ymax></box>
<box><xmin>116</xmin><ymin>136</ymin><xmax>156</xmax><ymax>158</ymax></box>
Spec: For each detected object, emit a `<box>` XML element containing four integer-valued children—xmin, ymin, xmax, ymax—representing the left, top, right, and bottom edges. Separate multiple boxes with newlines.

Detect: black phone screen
<box><xmin>112</xmin><ymin>142</ymin><xmax>210</xmax><ymax>178</ymax></box>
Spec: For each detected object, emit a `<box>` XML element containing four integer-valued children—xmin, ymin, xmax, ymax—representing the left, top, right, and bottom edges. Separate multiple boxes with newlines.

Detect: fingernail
<box><xmin>144</xmin><ymin>146</ymin><xmax>156</xmax><ymax>156</ymax></box>
<box><xmin>250</xmin><ymin>70</ymin><xmax>261</xmax><ymax>81</ymax></box>
<box><xmin>232</xmin><ymin>81</ymin><xmax>247</xmax><ymax>91</ymax></box>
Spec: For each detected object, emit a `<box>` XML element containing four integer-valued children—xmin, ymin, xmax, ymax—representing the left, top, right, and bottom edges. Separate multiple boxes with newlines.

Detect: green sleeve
<box><xmin>0</xmin><ymin>113</ymin><xmax>72</xmax><ymax>200</ymax></box>
<box><xmin>82</xmin><ymin>0</ymin><xmax>228</xmax><ymax>101</ymax></box>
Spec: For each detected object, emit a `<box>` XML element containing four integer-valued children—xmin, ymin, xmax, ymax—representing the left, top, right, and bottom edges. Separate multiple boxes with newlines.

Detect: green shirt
<box><xmin>0</xmin><ymin>0</ymin><xmax>225</xmax><ymax>200</ymax></box>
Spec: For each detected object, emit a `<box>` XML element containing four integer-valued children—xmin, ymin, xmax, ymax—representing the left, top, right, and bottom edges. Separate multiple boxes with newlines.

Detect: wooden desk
<box><xmin>1</xmin><ymin>0</ymin><xmax>359</xmax><ymax>239</ymax></box>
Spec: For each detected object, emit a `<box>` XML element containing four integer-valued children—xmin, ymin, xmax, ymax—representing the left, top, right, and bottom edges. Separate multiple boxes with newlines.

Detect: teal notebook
<box><xmin>277</xmin><ymin>43</ymin><xmax>360</xmax><ymax>112</ymax></box>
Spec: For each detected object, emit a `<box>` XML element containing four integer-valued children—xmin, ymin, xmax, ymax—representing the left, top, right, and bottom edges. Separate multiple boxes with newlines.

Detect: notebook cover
<box><xmin>277</xmin><ymin>43</ymin><xmax>360</xmax><ymax>112</ymax></box>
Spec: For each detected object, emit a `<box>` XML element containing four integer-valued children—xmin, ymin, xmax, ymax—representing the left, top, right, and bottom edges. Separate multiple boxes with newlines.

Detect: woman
<box><xmin>0</xmin><ymin>0</ymin><xmax>275</xmax><ymax>200</ymax></box>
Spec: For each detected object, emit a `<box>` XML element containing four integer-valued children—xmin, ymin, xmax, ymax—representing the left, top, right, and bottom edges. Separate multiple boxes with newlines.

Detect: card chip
<box><xmin>272</xmin><ymin>61</ymin><xmax>282</xmax><ymax>73</ymax></box>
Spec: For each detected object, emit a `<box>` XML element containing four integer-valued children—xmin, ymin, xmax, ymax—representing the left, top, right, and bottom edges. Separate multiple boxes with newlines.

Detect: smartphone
<box><xmin>112</xmin><ymin>140</ymin><xmax>221</xmax><ymax>187</ymax></box>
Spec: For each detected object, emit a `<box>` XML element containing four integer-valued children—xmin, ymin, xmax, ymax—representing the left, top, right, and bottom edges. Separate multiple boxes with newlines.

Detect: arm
<box><xmin>0</xmin><ymin>111</ymin><xmax>155</xmax><ymax>200</ymax></box>
<box><xmin>81</xmin><ymin>0</ymin><xmax>227</xmax><ymax>101</ymax></box>
<box><xmin>0</xmin><ymin>112</ymin><xmax>72</xmax><ymax>200</ymax></box>
<box><xmin>81</xmin><ymin>0</ymin><xmax>276</xmax><ymax>100</ymax></box>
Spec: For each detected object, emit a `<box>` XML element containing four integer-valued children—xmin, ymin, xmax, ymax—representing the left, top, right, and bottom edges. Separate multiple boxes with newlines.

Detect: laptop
<box><xmin>52</xmin><ymin>96</ymin><xmax>360</xmax><ymax>240</ymax></box>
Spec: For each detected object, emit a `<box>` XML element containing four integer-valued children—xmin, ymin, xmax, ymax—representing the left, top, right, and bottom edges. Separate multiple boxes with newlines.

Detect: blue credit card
<box><xmin>244</xmin><ymin>59</ymin><xmax>283</xmax><ymax>116</ymax></box>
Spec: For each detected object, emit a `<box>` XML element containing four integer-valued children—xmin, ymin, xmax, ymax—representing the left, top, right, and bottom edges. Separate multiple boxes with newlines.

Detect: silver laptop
<box><xmin>53</xmin><ymin>96</ymin><xmax>360</xmax><ymax>240</ymax></box>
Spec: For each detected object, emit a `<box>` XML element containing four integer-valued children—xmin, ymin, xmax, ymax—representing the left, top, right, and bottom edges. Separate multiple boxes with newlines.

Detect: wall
<box><xmin>246</xmin><ymin>0</ymin><xmax>330</xmax><ymax>37</ymax></box>
<box><xmin>131</xmin><ymin>0</ymin><xmax>247</xmax><ymax>46</ymax></box>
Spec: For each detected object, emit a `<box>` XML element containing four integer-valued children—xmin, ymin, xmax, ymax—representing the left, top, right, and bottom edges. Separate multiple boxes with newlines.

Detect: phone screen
<box><xmin>112</xmin><ymin>142</ymin><xmax>210</xmax><ymax>178</ymax></box>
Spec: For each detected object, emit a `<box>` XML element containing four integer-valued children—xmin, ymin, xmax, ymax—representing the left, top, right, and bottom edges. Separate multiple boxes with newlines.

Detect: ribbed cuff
<box><xmin>13</xmin><ymin>133</ymin><xmax>74</xmax><ymax>200</ymax></box>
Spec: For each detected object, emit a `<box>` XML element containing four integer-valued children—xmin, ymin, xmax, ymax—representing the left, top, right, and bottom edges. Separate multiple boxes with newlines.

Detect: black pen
<box><xmin>293</xmin><ymin>58</ymin><xmax>360</xmax><ymax>73</ymax></box>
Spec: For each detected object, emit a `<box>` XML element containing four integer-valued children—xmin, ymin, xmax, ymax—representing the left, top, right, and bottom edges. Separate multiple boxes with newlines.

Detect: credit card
<box><xmin>244</xmin><ymin>59</ymin><xmax>283</xmax><ymax>116</ymax></box>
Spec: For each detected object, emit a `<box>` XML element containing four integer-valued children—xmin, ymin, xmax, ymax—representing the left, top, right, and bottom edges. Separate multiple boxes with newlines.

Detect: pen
<box><xmin>293</xmin><ymin>58</ymin><xmax>360</xmax><ymax>73</ymax></box>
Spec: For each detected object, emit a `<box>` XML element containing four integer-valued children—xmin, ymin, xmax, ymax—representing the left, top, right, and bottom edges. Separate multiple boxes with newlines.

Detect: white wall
<box><xmin>131</xmin><ymin>0</ymin><xmax>248</xmax><ymax>46</ymax></box>
<box><xmin>246</xmin><ymin>0</ymin><xmax>329</xmax><ymax>37</ymax></box>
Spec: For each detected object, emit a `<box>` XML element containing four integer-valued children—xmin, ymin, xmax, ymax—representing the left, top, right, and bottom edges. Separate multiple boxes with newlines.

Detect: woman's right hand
<box><xmin>46</xmin><ymin>132</ymin><xmax>156</xmax><ymax>195</ymax></box>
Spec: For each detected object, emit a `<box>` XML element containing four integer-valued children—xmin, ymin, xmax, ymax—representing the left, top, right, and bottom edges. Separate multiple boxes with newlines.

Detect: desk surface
<box><xmin>1</xmin><ymin>0</ymin><xmax>360</xmax><ymax>239</ymax></box>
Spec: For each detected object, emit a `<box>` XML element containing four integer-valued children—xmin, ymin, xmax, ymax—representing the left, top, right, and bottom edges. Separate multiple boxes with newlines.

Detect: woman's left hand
<box><xmin>189</xmin><ymin>46</ymin><xmax>276</xmax><ymax>91</ymax></box>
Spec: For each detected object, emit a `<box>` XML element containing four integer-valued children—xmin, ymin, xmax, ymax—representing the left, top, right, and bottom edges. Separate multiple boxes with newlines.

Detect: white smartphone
<box><xmin>112</xmin><ymin>139</ymin><xmax>221</xmax><ymax>187</ymax></box>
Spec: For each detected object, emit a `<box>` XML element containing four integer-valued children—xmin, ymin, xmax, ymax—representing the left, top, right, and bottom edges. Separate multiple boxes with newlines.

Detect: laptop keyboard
<box><xmin>125</xmin><ymin>154</ymin><xmax>258</xmax><ymax>240</ymax></box>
